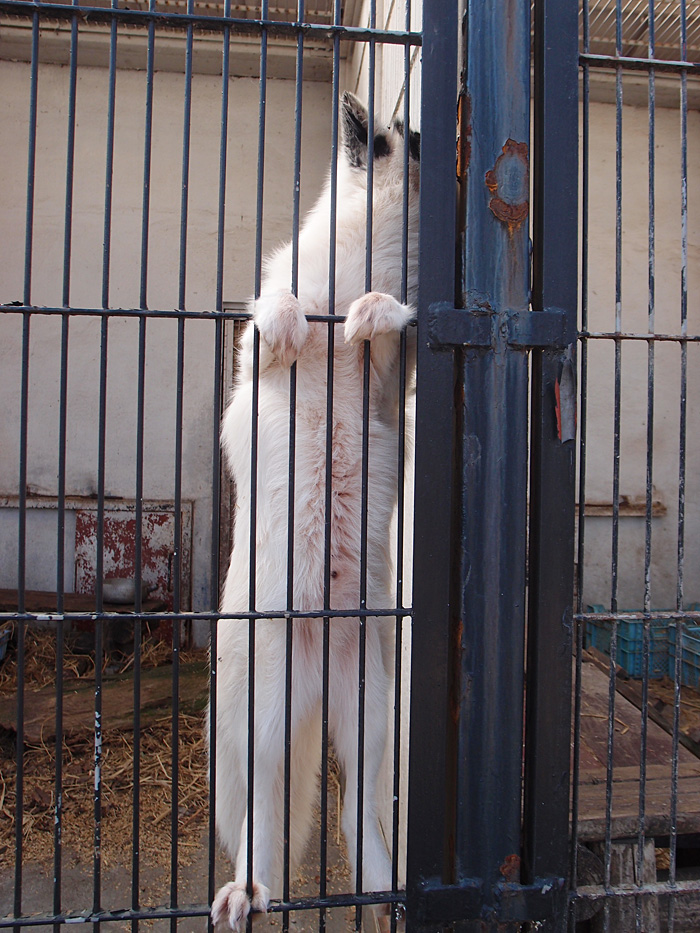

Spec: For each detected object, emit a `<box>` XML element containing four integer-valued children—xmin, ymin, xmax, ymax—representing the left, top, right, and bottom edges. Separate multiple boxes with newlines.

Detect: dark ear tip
<box><xmin>341</xmin><ymin>90</ymin><xmax>362</xmax><ymax>113</ymax></box>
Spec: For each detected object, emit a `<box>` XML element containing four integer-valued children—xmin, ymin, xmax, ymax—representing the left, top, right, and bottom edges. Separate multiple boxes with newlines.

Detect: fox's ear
<box><xmin>393</xmin><ymin>118</ymin><xmax>421</xmax><ymax>162</ymax></box>
<box><xmin>341</xmin><ymin>91</ymin><xmax>391</xmax><ymax>168</ymax></box>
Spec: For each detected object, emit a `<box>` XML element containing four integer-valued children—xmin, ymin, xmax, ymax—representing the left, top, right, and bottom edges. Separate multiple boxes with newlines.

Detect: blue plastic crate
<box><xmin>585</xmin><ymin>605</ymin><xmax>669</xmax><ymax>679</ymax></box>
<box><xmin>667</xmin><ymin>610</ymin><xmax>700</xmax><ymax>690</ymax></box>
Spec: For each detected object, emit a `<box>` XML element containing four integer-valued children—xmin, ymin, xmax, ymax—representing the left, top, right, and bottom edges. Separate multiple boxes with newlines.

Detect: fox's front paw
<box><xmin>211</xmin><ymin>880</ymin><xmax>270</xmax><ymax>931</ymax></box>
<box><xmin>344</xmin><ymin>292</ymin><xmax>414</xmax><ymax>345</ymax></box>
<box><xmin>254</xmin><ymin>291</ymin><xmax>308</xmax><ymax>367</ymax></box>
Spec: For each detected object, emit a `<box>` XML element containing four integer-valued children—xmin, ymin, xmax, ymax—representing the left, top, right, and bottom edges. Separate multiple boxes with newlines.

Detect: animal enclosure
<box><xmin>1</xmin><ymin>0</ymin><xmax>699</xmax><ymax>931</ymax></box>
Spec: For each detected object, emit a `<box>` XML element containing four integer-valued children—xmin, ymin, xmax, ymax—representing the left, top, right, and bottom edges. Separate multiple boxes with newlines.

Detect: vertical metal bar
<box><xmin>391</xmin><ymin>7</ymin><xmax>413</xmax><ymax>927</ymax></box>
<box><xmin>523</xmin><ymin>2</ymin><xmax>578</xmax><ymax>927</ymax></box>
<box><xmin>669</xmin><ymin>4</ymin><xmax>688</xmax><ymax>923</ymax></box>
<box><xmin>208</xmin><ymin>2</ymin><xmax>231</xmax><ymax>924</ymax></box>
<box><xmin>170</xmin><ymin>314</ymin><xmax>185</xmax><ymax>933</ymax></box>
<box><xmin>93</xmin><ymin>29</ymin><xmax>113</xmax><ymax>896</ymax></box>
<box><xmin>457</xmin><ymin>1</ymin><xmax>530</xmax><ymax>922</ymax></box>
<box><xmin>246</xmin><ymin>1</ymin><xmax>267</xmax><ymax>913</ymax></box>
<box><xmin>571</xmin><ymin>3</ymin><xmax>591</xmax><ymax>927</ymax></box>
<box><xmin>132</xmin><ymin>11</ymin><xmax>155</xmax><ymax>929</ymax></box>
<box><xmin>23</xmin><ymin>10</ymin><xmax>38</xmax><ymax>308</ymax></box>
<box><xmin>171</xmin><ymin>8</ymin><xmax>194</xmax><ymax>927</ymax></box>
<box><xmin>319</xmin><ymin>8</ymin><xmax>340</xmax><ymax>926</ymax></box>
<box><xmin>636</xmin><ymin>6</ymin><xmax>656</xmax><ymax>927</ymax></box>
<box><xmin>62</xmin><ymin>5</ymin><xmax>78</xmax><ymax>310</ymax></box>
<box><xmin>132</xmin><ymin>313</ymin><xmax>146</xmax><ymax>933</ymax></box>
<box><xmin>93</xmin><ymin>313</ymin><xmax>109</xmax><ymax>933</ymax></box>
<box><xmin>15</xmin><ymin>15</ymin><xmax>39</xmax><ymax>920</ymax></box>
<box><xmin>405</xmin><ymin>0</ymin><xmax>458</xmax><ymax>928</ymax></box>
<box><xmin>14</xmin><ymin>319</ymin><xmax>30</xmax><ymax>924</ymax></box>
<box><xmin>356</xmin><ymin>8</ymin><xmax>377</xmax><ymax>929</ymax></box>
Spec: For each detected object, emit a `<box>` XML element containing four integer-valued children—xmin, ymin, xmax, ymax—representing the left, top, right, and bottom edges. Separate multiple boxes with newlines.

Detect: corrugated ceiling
<box><xmin>584</xmin><ymin>0</ymin><xmax>700</xmax><ymax>62</ymax></box>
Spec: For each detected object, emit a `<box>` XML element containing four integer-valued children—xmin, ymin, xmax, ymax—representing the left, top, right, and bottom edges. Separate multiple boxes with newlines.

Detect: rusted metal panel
<box><xmin>74</xmin><ymin>501</ymin><xmax>193</xmax><ymax>611</ymax></box>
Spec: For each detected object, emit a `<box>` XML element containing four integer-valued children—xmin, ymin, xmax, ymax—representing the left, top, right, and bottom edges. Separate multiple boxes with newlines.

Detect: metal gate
<box><xmin>2</xmin><ymin>0</ymin><xmax>699</xmax><ymax>930</ymax></box>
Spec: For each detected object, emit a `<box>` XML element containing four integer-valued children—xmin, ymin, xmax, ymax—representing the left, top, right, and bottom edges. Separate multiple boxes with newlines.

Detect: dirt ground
<box><xmin>0</xmin><ymin>625</ymin><xmax>385</xmax><ymax>932</ymax></box>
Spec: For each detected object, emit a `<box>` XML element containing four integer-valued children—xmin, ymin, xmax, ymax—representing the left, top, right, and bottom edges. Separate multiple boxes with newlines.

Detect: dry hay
<box><xmin>0</xmin><ymin>625</ymin><xmax>210</xmax><ymax>870</ymax></box>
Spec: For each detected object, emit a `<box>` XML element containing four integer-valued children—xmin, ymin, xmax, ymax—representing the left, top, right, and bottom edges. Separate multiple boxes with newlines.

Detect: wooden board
<box><xmin>0</xmin><ymin>588</ymin><xmax>166</xmax><ymax>614</ymax></box>
<box><xmin>0</xmin><ymin>661</ymin><xmax>208</xmax><ymax>743</ymax></box>
<box><xmin>576</xmin><ymin>656</ymin><xmax>700</xmax><ymax>841</ymax></box>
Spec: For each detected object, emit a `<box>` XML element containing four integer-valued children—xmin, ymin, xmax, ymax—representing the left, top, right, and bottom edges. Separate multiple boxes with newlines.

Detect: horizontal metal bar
<box><xmin>0</xmin><ymin>1</ymin><xmax>422</xmax><ymax>45</ymax></box>
<box><xmin>575</xmin><ymin>610</ymin><xmax>700</xmax><ymax>623</ymax></box>
<box><xmin>0</xmin><ymin>303</ymin><xmax>366</xmax><ymax>325</ymax></box>
<box><xmin>572</xmin><ymin>877</ymin><xmax>700</xmax><ymax>904</ymax></box>
<box><xmin>579</xmin><ymin>329</ymin><xmax>700</xmax><ymax>343</ymax></box>
<box><xmin>0</xmin><ymin>606</ymin><xmax>413</xmax><ymax>623</ymax></box>
<box><xmin>580</xmin><ymin>52</ymin><xmax>700</xmax><ymax>74</ymax></box>
<box><xmin>0</xmin><ymin>890</ymin><xmax>406</xmax><ymax>929</ymax></box>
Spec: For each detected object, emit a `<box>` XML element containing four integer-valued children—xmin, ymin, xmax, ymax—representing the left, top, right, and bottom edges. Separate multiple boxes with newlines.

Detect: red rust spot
<box><xmin>485</xmin><ymin>139</ymin><xmax>529</xmax><ymax>235</ymax></box>
<box><xmin>499</xmin><ymin>853</ymin><xmax>521</xmax><ymax>883</ymax></box>
<box><xmin>457</xmin><ymin>91</ymin><xmax>472</xmax><ymax>183</ymax></box>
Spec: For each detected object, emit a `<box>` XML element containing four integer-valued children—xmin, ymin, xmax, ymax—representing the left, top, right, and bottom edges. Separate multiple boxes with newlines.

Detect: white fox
<box><xmin>210</xmin><ymin>91</ymin><xmax>419</xmax><ymax>931</ymax></box>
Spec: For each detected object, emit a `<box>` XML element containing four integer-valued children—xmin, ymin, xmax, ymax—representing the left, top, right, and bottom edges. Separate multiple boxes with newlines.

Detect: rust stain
<box><xmin>485</xmin><ymin>139</ymin><xmax>529</xmax><ymax>235</ymax></box>
<box><xmin>457</xmin><ymin>90</ymin><xmax>472</xmax><ymax>183</ymax></box>
<box><xmin>499</xmin><ymin>853</ymin><xmax>520</xmax><ymax>883</ymax></box>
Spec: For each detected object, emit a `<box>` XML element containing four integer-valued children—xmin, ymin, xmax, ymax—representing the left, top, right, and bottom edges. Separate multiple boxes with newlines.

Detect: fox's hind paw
<box><xmin>344</xmin><ymin>292</ymin><xmax>414</xmax><ymax>345</ymax></box>
<box><xmin>255</xmin><ymin>291</ymin><xmax>308</xmax><ymax>367</ymax></box>
<box><xmin>211</xmin><ymin>880</ymin><xmax>270</xmax><ymax>931</ymax></box>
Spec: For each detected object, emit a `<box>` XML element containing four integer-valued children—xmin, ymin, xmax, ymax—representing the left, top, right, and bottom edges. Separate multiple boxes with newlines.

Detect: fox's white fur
<box><xmin>210</xmin><ymin>92</ymin><xmax>419</xmax><ymax>931</ymax></box>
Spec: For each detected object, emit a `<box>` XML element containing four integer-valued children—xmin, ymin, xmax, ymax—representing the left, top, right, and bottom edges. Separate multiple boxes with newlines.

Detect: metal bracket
<box><xmin>427</xmin><ymin>301</ymin><xmax>492</xmax><ymax>349</ymax></box>
<box><xmin>427</xmin><ymin>301</ymin><xmax>574</xmax><ymax>351</ymax></box>
<box><xmin>507</xmin><ymin>307</ymin><xmax>574</xmax><ymax>349</ymax></box>
<box><xmin>410</xmin><ymin>877</ymin><xmax>565</xmax><ymax>927</ymax></box>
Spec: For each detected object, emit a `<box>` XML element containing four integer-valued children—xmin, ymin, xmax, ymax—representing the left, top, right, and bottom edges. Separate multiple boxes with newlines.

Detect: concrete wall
<box><xmin>0</xmin><ymin>57</ymin><xmax>333</xmax><ymax>628</ymax></box>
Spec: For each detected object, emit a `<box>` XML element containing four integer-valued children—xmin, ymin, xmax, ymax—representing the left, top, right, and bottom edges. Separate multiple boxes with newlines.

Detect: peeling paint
<box><xmin>74</xmin><ymin>504</ymin><xmax>192</xmax><ymax>611</ymax></box>
<box><xmin>485</xmin><ymin>139</ymin><xmax>529</xmax><ymax>234</ymax></box>
<box><xmin>499</xmin><ymin>853</ymin><xmax>521</xmax><ymax>882</ymax></box>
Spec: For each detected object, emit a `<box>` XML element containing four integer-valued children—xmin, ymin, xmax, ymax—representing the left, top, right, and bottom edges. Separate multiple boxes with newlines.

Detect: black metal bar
<box><xmin>355</xmin><ymin>8</ymin><xmax>376</xmax><ymax>928</ymax></box>
<box><xmin>282</xmin><ymin>13</ymin><xmax>304</xmax><ymax>907</ymax></box>
<box><xmin>579</xmin><ymin>51</ymin><xmax>700</xmax><ymax>73</ymax></box>
<box><xmin>0</xmin><ymin>1</ymin><xmax>423</xmax><ymax>44</ymax></box>
<box><xmin>208</xmin><ymin>2</ymin><xmax>230</xmax><ymax>925</ymax></box>
<box><xmin>456</xmin><ymin>3</ymin><xmax>530</xmax><ymax>926</ymax></box>
<box><xmin>670</xmin><ymin>4</ymin><xmax>689</xmax><ymax>920</ymax></box>
<box><xmin>405</xmin><ymin>0</ymin><xmax>458</xmax><ymax>928</ymax></box>
<box><xmin>635</xmin><ymin>8</ymin><xmax>656</xmax><ymax>925</ymax></box>
<box><xmin>131</xmin><ymin>14</ymin><xmax>154</xmax><ymax>926</ymax></box>
<box><xmin>318</xmin><ymin>13</ymin><xmax>340</xmax><ymax>925</ymax></box>
<box><xmin>1</xmin><ymin>605</ymin><xmax>415</xmax><ymax>625</ymax></box>
<box><xmin>0</xmin><ymin>889</ymin><xmax>408</xmax><ymax>930</ymax></box>
<box><xmin>522</xmin><ymin>3</ymin><xmax>578</xmax><ymax>927</ymax></box>
<box><xmin>131</xmin><ymin>313</ymin><xmax>146</xmax><ymax>933</ymax></box>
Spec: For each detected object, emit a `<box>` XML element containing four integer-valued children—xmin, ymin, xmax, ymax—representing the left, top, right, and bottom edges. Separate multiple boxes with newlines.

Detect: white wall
<box><xmin>346</xmin><ymin>0</ymin><xmax>422</xmax><ymax>128</ymax></box>
<box><xmin>0</xmin><ymin>58</ymin><xmax>333</xmax><ymax>624</ymax></box>
<box><xmin>580</xmin><ymin>96</ymin><xmax>700</xmax><ymax>610</ymax></box>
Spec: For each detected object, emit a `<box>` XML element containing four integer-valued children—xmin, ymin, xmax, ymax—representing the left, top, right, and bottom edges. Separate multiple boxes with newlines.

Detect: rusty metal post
<box><xmin>455</xmin><ymin>0</ymin><xmax>531</xmax><ymax>924</ymax></box>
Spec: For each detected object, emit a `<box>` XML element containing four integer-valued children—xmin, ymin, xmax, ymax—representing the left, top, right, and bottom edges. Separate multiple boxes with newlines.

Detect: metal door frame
<box><xmin>407</xmin><ymin>1</ymin><xmax>579</xmax><ymax>929</ymax></box>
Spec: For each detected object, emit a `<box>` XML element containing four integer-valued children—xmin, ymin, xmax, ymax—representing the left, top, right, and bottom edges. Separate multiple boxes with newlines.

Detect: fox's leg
<box><xmin>344</xmin><ymin>292</ymin><xmax>414</xmax><ymax>382</ymax></box>
<box><xmin>329</xmin><ymin>624</ymin><xmax>393</xmax><ymax>896</ymax></box>
<box><xmin>254</xmin><ymin>290</ymin><xmax>309</xmax><ymax>369</ymax></box>
<box><xmin>211</xmin><ymin>628</ymin><xmax>285</xmax><ymax>931</ymax></box>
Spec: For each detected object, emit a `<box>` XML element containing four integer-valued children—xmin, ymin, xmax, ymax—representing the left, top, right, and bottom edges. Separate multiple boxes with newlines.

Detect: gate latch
<box><xmin>427</xmin><ymin>301</ymin><xmax>574</xmax><ymax>351</ymax></box>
